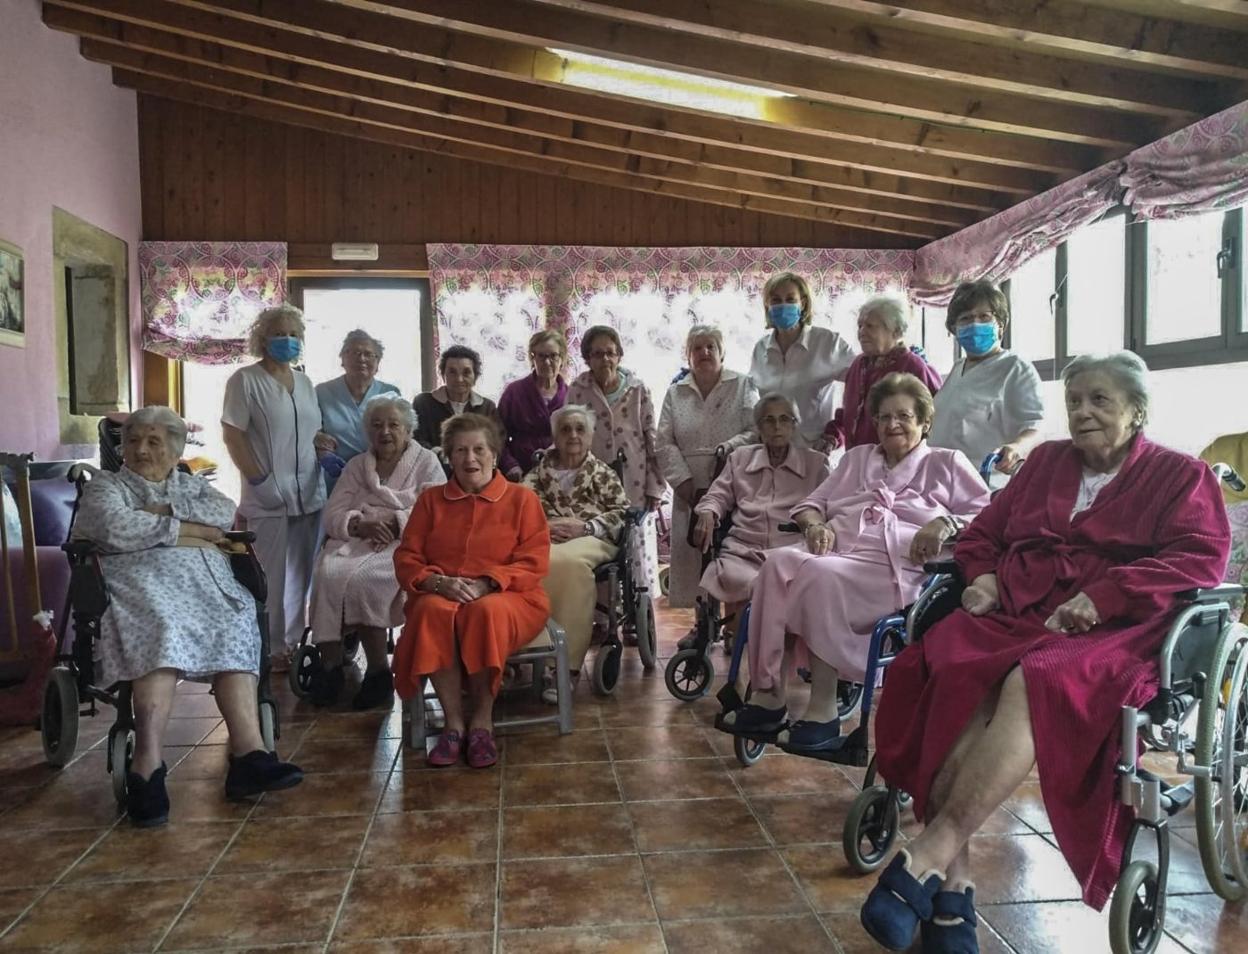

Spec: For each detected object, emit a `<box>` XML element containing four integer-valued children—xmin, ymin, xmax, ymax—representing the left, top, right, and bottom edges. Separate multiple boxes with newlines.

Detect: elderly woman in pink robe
<box><xmin>689</xmin><ymin>393</ymin><xmax>829</xmax><ymax>640</ymax></box>
<box><xmin>719</xmin><ymin>373</ymin><xmax>990</xmax><ymax>754</ymax></box>
<box><xmin>308</xmin><ymin>394</ymin><xmax>445</xmax><ymax>710</ymax></box>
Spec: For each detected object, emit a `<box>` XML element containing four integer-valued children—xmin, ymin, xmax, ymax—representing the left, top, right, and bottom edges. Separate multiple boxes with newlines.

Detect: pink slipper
<box><xmin>428</xmin><ymin>730</ymin><xmax>463</xmax><ymax>767</ymax></box>
<box><xmin>466</xmin><ymin>729</ymin><xmax>498</xmax><ymax>769</ymax></box>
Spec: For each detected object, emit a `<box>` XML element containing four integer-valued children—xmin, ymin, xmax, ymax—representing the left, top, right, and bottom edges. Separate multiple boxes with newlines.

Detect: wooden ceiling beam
<box><xmin>1084</xmin><ymin>0</ymin><xmax>1248</xmax><ymax>32</ymax></box>
<box><xmin>111</xmin><ymin>71</ymin><xmax>926</xmax><ymax>245</ymax></box>
<box><xmin>529</xmin><ymin>0</ymin><xmax>1221</xmax><ymax>114</ymax></box>
<box><xmin>327</xmin><ymin>0</ymin><xmax>1154</xmax><ymax>148</ymax></box>
<box><xmin>43</xmin><ymin>1</ymin><xmax>1043</xmax><ymax>202</ymax></box>
<box><xmin>79</xmin><ymin>36</ymin><xmax>964</xmax><ymax>233</ymax></box>
<box><xmin>801</xmin><ymin>0</ymin><xmax>1248</xmax><ymax>82</ymax></box>
<box><xmin>157</xmin><ymin>0</ymin><xmax>1099</xmax><ymax>173</ymax></box>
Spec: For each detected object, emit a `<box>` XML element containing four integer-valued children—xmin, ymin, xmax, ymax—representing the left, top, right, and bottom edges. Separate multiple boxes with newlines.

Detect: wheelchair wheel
<box><xmin>734</xmin><ymin>735</ymin><xmax>766</xmax><ymax>767</ymax></box>
<box><xmin>108</xmin><ymin>726</ymin><xmax>135</xmax><ymax>807</ymax></box>
<box><xmin>41</xmin><ymin>666</ymin><xmax>80</xmax><ymax>768</ymax></box>
<box><xmin>837</xmin><ymin>682</ymin><xmax>864</xmax><ymax>721</ymax></box>
<box><xmin>843</xmin><ymin>785</ymin><xmax>900</xmax><ymax>874</ymax></box>
<box><xmin>658</xmin><ymin>566</ymin><xmax>670</xmax><ymax>596</ymax></box>
<box><xmin>1194</xmin><ymin>625</ymin><xmax>1248</xmax><ymax>901</ymax></box>
<box><xmin>1108</xmin><ymin>860</ymin><xmax>1163</xmax><ymax>954</ymax></box>
<box><xmin>258</xmin><ymin>700</ymin><xmax>278</xmax><ymax>752</ymax></box>
<box><xmin>592</xmin><ymin>643</ymin><xmax>623</xmax><ymax>697</ymax></box>
<box><xmin>288</xmin><ymin>643</ymin><xmax>321</xmax><ymax>699</ymax></box>
<box><xmin>665</xmin><ymin>648</ymin><xmax>713</xmax><ymax>702</ymax></box>
<box><xmin>633</xmin><ymin>595</ymin><xmax>657</xmax><ymax>672</ymax></box>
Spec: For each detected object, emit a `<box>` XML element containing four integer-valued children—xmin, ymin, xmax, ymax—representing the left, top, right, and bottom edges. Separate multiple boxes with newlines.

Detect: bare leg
<box><xmin>905</xmin><ymin>668</ymin><xmax>1036</xmax><ymax>877</ymax></box>
<box><xmin>131</xmin><ymin>668</ymin><xmax>178</xmax><ymax>779</ymax></box>
<box><xmin>430</xmin><ymin>662</ymin><xmax>465</xmax><ymax>736</ymax></box>
<box><xmin>466</xmin><ymin>670</ymin><xmax>495</xmax><ymax>733</ymax></box>
<box><xmin>213</xmin><ymin>671</ymin><xmax>266</xmax><ymax>755</ymax></box>
<box><xmin>775</xmin><ymin>652</ymin><xmax>841</xmax><ymax>744</ymax></box>
<box><xmin>722</xmin><ymin>634</ymin><xmax>791</xmax><ymax>725</ymax></box>
<box><xmin>318</xmin><ymin>640</ymin><xmax>344</xmax><ymax>669</ymax></box>
<box><xmin>359</xmin><ymin>626</ymin><xmax>390</xmax><ymax>674</ymax></box>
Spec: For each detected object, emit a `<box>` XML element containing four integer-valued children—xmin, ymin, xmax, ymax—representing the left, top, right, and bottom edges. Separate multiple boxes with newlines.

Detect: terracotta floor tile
<box><xmin>1160</xmin><ymin>892</ymin><xmax>1248</xmax><ymax>954</ymax></box>
<box><xmin>256</xmin><ymin>771</ymin><xmax>390</xmax><ymax>818</ymax></box>
<box><xmin>166</xmin><ymin>742</ymin><xmax>232</xmax><ymax>779</ymax></box>
<box><xmin>748</xmin><ymin>786</ymin><xmax>864</xmax><ymax>847</ymax></box>
<box><xmin>1001</xmin><ymin>781</ymin><xmax>1051</xmax><ymax>833</ymax></box>
<box><xmin>595</xmin><ymin>700</ymin><xmax>700</xmax><ymax>728</ymax></box>
<box><xmin>0</xmin><ymin>888</ymin><xmax>40</xmax><ymax>934</ymax></box>
<box><xmin>64</xmin><ymin>821</ymin><xmax>239</xmax><ymax>883</ymax></box>
<box><xmin>379</xmin><ymin>768</ymin><xmax>501</xmax><ymax>813</ymax></box>
<box><xmin>782</xmin><ymin>844</ymin><xmax>885</xmax><ymax>913</ymax></box>
<box><xmin>500</xmin><ymin>923</ymin><xmax>666</xmax><ymax>953</ymax></box>
<box><xmin>0</xmin><ymin>878</ymin><xmax>196</xmax><ymax>953</ymax></box>
<box><xmin>643</xmin><ymin>848</ymin><xmax>807</xmax><ymax>920</ymax></box>
<box><xmin>290</xmin><ymin>737</ymin><xmax>400</xmax><ymax>774</ymax></box>
<box><xmin>502</xmin><ymin>729</ymin><xmax>611</xmax><ymax>766</ymax></box>
<box><xmin>503</xmin><ymin>763</ymin><xmax>621</xmax><ymax>806</ymax></box>
<box><xmin>1120</xmin><ymin>829</ymin><xmax>1218</xmax><ymax>896</ymax></box>
<box><xmin>0</xmin><ymin>828</ymin><xmax>106</xmax><ymax>888</ymax></box>
<box><xmin>503</xmin><ymin>803</ymin><xmax>636</xmax><ymax>859</ymax></box>
<box><xmin>500</xmin><ymin>855</ymin><xmax>652</xmax><ymax>929</ymax></box>
<box><xmin>163</xmin><ymin>775</ymin><xmax>256</xmax><ymax>823</ymax></box>
<box><xmin>160</xmin><ymin>717</ymin><xmax>222</xmax><ymax>747</ymax></box>
<box><xmin>162</xmin><ymin>869</ymin><xmax>349</xmax><ymax>949</ymax></box>
<box><xmin>333</xmin><ymin>864</ymin><xmax>496</xmax><ymax>940</ymax></box>
<box><xmin>614</xmin><ymin>758</ymin><xmax>736</xmax><ymax>802</ymax></box>
<box><xmin>966</xmin><ymin>833</ymin><xmax>1084</xmax><ymax>904</ymax></box>
<box><xmin>628</xmin><ymin>797</ymin><xmax>767</xmax><ymax>853</ymax></box>
<box><xmin>606</xmin><ymin>726</ymin><xmax>716</xmax><ymax>761</ymax></box>
<box><xmin>360</xmin><ymin>809</ymin><xmax>498</xmax><ymax>866</ymax></box>
<box><xmin>728</xmin><ymin>753</ymin><xmax>849</xmax><ymax>797</ymax></box>
<box><xmin>169</xmin><ymin>693</ymin><xmax>230</xmax><ymax>718</ymax></box>
<box><xmin>2</xmin><ymin>779</ymin><xmax>124</xmax><ymax>830</ymax></box>
<box><xmin>982</xmin><ymin>900</ymin><xmax>1192</xmax><ymax>954</ymax></box>
<box><xmin>302</xmin><ymin>711</ymin><xmax>404</xmax><ymax>742</ymax></box>
<box><xmin>663</xmin><ymin>914</ymin><xmax>837</xmax><ymax>953</ymax></box>
<box><xmin>215</xmin><ymin>814</ymin><xmax>369</xmax><ymax>873</ymax></box>
<box><xmin>329</xmin><ymin>938</ymin><xmax>493</xmax><ymax>953</ymax></box>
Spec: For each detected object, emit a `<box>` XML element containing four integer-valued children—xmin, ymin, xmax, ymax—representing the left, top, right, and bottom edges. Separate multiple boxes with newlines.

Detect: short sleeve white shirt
<box><xmin>748</xmin><ymin>326</ymin><xmax>855</xmax><ymax>444</ymax></box>
<box><xmin>927</xmin><ymin>350</ymin><xmax>1045</xmax><ymax>471</ymax></box>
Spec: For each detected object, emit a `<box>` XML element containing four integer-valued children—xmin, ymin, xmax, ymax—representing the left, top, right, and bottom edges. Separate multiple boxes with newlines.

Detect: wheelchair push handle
<box><xmin>979</xmin><ymin>451</ymin><xmax>1025</xmax><ymax>482</ymax></box>
<box><xmin>1212</xmin><ymin>462</ymin><xmax>1245</xmax><ymax>493</ymax></box>
<box><xmin>224</xmin><ymin>530</ymin><xmax>257</xmax><ymax>544</ymax></box>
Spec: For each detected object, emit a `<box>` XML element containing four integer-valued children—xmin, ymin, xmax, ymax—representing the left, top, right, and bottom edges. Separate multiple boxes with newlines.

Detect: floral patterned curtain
<box><xmin>427</xmin><ymin>244</ymin><xmax>914</xmax><ymax>403</ymax></box>
<box><xmin>139</xmin><ymin>242</ymin><xmax>287</xmax><ymax>364</ymax></box>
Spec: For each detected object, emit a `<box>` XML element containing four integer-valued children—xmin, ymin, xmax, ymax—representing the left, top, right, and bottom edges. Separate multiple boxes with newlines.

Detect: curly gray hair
<box><xmin>753</xmin><ymin>392</ymin><xmax>800</xmax><ymax>429</ymax></box>
<box><xmin>340</xmin><ymin>329</ymin><xmax>385</xmax><ymax>359</ymax></box>
<box><xmin>246</xmin><ymin>303</ymin><xmax>306</xmax><ymax>359</ymax></box>
<box><xmin>1061</xmin><ymin>351</ymin><xmax>1151</xmax><ymax>428</ymax></box>
<box><xmin>362</xmin><ymin>392</ymin><xmax>417</xmax><ymax>432</ymax></box>
<box><xmin>551</xmin><ymin>403</ymin><xmax>597</xmax><ymax>435</ymax></box>
<box><xmin>858</xmin><ymin>294</ymin><xmax>909</xmax><ymax>338</ymax></box>
<box><xmin>121</xmin><ymin>405</ymin><xmax>188</xmax><ymax>459</ymax></box>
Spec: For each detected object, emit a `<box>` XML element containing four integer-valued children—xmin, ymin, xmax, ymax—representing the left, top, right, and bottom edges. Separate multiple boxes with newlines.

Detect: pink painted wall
<box><xmin>0</xmin><ymin>0</ymin><xmax>142</xmax><ymax>460</ymax></box>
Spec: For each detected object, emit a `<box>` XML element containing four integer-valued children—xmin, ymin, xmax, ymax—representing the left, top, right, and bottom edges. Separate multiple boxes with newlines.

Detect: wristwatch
<box><xmin>583</xmin><ymin>520</ymin><xmax>595</xmax><ymax>538</ymax></box>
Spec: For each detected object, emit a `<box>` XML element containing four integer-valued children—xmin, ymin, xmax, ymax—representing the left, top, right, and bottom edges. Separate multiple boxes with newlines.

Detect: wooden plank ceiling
<box><xmin>43</xmin><ymin>0</ymin><xmax>1248</xmax><ymax>245</ymax></box>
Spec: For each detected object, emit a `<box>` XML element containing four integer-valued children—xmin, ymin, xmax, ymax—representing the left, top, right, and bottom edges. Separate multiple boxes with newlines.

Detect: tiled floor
<box><xmin>1</xmin><ymin>603</ymin><xmax>1246</xmax><ymax>952</ymax></box>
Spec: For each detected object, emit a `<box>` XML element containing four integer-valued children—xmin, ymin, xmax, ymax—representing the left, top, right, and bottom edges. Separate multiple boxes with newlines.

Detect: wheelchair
<box><xmin>287</xmin><ymin>625</ymin><xmax>393</xmax><ymax>700</ymax></box>
<box><xmin>39</xmin><ymin>466</ymin><xmax>281</xmax><ymax>806</ymax></box>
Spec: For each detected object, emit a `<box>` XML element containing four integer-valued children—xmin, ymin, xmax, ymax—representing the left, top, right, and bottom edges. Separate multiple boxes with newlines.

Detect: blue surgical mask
<box><xmin>768</xmin><ymin>302</ymin><xmax>802</xmax><ymax>330</ymax></box>
<box><xmin>266</xmin><ymin>335</ymin><xmax>301</xmax><ymax>363</ymax></box>
<box><xmin>955</xmin><ymin>322</ymin><xmax>999</xmax><ymax>357</ymax></box>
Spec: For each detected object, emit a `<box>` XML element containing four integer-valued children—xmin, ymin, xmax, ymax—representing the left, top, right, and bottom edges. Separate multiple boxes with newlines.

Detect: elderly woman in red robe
<box><xmin>861</xmin><ymin>351</ymin><xmax>1230</xmax><ymax>954</ymax></box>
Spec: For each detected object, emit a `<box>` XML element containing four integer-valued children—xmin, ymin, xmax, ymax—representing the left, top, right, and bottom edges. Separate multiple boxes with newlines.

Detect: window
<box><xmin>1064</xmin><ymin>214</ymin><xmax>1126</xmax><ymax>356</ymax></box>
<box><xmin>1004</xmin><ymin>248</ymin><xmax>1057</xmax><ymax>363</ymax></box>
<box><xmin>1142</xmin><ymin>209</ymin><xmax>1225</xmax><ymax>345</ymax></box>
<box><xmin>920</xmin><ymin>306</ymin><xmax>956</xmax><ymax>376</ymax></box>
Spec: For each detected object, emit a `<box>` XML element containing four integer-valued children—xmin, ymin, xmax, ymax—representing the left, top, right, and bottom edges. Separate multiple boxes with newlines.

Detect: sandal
<box><xmin>428</xmin><ymin>730</ymin><xmax>463</xmax><ymax>767</ymax></box>
<box><xmin>466</xmin><ymin>728</ymin><xmax>498</xmax><ymax>769</ymax></box>
<box><xmin>781</xmin><ymin>718</ymin><xmax>843</xmax><ymax>753</ymax></box>
<box><xmin>921</xmin><ymin>886</ymin><xmax>979</xmax><ymax>954</ymax></box>
<box><xmin>714</xmin><ymin>702</ymin><xmax>788</xmax><ymax>736</ymax></box>
<box><xmin>860</xmin><ymin>850</ymin><xmax>944</xmax><ymax>951</ymax></box>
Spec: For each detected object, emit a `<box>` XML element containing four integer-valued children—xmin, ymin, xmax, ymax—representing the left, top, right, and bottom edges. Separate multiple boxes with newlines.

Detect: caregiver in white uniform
<box><xmin>749</xmin><ymin>271</ymin><xmax>855</xmax><ymax>448</ymax></box>
<box><xmin>222</xmin><ymin>303</ymin><xmax>327</xmax><ymax>671</ymax></box>
<box><xmin>926</xmin><ymin>280</ymin><xmax>1045</xmax><ymax>479</ymax></box>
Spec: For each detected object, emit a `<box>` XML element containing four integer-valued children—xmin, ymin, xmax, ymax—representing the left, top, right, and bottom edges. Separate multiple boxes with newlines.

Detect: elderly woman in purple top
<box><xmin>499</xmin><ymin>330</ymin><xmax>569</xmax><ymax>479</ymax></box>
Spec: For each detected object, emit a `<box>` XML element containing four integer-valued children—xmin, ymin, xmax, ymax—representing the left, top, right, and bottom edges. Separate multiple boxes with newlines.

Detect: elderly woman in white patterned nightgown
<box><xmin>657</xmin><ymin>325</ymin><xmax>757</xmax><ymax>609</ymax></box>
<box><xmin>71</xmin><ymin>406</ymin><xmax>302</xmax><ymax>828</ymax></box>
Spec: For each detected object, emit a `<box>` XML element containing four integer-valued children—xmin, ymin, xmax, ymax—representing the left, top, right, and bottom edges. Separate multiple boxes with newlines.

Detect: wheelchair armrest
<box><xmin>922</xmin><ymin>560</ymin><xmax>961</xmax><ymax>578</ymax></box>
<box><xmin>624</xmin><ymin>506</ymin><xmax>648</xmax><ymax>526</ymax></box>
<box><xmin>778</xmin><ymin>521</ymin><xmax>799</xmax><ymax>533</ymax></box>
<box><xmin>61</xmin><ymin>540</ymin><xmax>99</xmax><ymax>560</ymax></box>
<box><xmin>1178</xmin><ymin>584</ymin><xmax>1245</xmax><ymax>604</ymax></box>
<box><xmin>223</xmin><ymin>530</ymin><xmax>256</xmax><ymax>544</ymax></box>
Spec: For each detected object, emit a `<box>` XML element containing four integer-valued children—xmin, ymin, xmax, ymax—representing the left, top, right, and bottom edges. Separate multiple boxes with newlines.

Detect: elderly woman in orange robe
<box><xmin>392</xmin><ymin>413</ymin><xmax>550</xmax><ymax>769</ymax></box>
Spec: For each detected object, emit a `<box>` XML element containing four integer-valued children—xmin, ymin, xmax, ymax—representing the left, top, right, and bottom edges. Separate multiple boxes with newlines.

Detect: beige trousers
<box><xmin>544</xmin><ymin>536</ymin><xmax>618</xmax><ymax>670</ymax></box>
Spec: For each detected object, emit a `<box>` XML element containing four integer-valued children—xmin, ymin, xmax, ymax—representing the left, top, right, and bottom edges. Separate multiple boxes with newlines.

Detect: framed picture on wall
<box><xmin>0</xmin><ymin>240</ymin><xmax>23</xmax><ymax>348</ymax></box>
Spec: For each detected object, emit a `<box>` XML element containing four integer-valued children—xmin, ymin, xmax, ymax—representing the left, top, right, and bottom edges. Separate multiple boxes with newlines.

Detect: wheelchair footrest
<box><xmin>1136</xmin><ymin>768</ymin><xmax>1194</xmax><ymax>816</ymax></box>
<box><xmin>777</xmin><ymin>725</ymin><xmax>870</xmax><ymax>768</ymax></box>
<box><xmin>716</xmin><ymin>683</ymin><xmax>744</xmax><ymax>713</ymax></box>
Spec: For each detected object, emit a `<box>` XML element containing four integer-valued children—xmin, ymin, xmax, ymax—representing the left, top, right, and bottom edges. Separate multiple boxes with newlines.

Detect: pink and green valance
<box><xmin>428</xmin><ymin>244</ymin><xmax>913</xmax><ymax>401</ymax></box>
<box><xmin>139</xmin><ymin>242</ymin><xmax>287</xmax><ymax>364</ymax></box>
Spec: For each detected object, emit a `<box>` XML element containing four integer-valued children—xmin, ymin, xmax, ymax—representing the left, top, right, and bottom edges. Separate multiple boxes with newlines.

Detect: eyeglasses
<box><xmin>759</xmin><ymin>414</ymin><xmax>795</xmax><ymax>427</ymax></box>
<box><xmin>874</xmin><ymin>412</ymin><xmax>917</xmax><ymax>424</ymax></box>
<box><xmin>589</xmin><ymin>350</ymin><xmax>620</xmax><ymax>360</ymax></box>
<box><xmin>531</xmin><ymin>351</ymin><xmax>563</xmax><ymax>362</ymax></box>
<box><xmin>345</xmin><ymin>349</ymin><xmax>379</xmax><ymax>360</ymax></box>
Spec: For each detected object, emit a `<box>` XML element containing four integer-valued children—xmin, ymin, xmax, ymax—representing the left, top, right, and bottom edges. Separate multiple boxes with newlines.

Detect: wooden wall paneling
<box><xmin>181</xmin><ymin>105</ymin><xmax>204</xmax><ymax>236</ymax></box>
<box><xmin>202</xmin><ymin>107</ymin><xmax>227</xmax><ymax>237</ymax></box>
<box><xmin>138</xmin><ymin>95</ymin><xmax>163</xmax><ymax>238</ymax></box>
<box><xmin>302</xmin><ymin>126</ymin><xmax>324</xmax><ymax>241</ymax></box>
<box><xmin>242</xmin><ymin>118</ymin><xmax>265</xmax><ymax>238</ymax></box>
<box><xmin>221</xmin><ymin>110</ymin><xmax>246</xmax><ymax>238</ymax></box>
<box><xmin>160</xmin><ymin>101</ymin><xmax>184</xmax><ymax>238</ymax></box>
<box><xmin>282</xmin><ymin>122</ymin><xmax>305</xmax><ymax>239</ymax></box>
<box><xmin>321</xmin><ymin>132</ymin><xmax>345</xmax><ymax>242</ymax></box>
<box><xmin>476</xmin><ymin>162</ymin><xmax>497</xmax><ymax>245</ymax></box>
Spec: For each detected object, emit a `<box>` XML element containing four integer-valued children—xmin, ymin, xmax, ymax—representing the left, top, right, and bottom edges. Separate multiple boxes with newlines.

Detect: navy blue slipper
<box><xmin>920</xmin><ymin>887</ymin><xmax>979</xmax><ymax>953</ymax></box>
<box><xmin>714</xmin><ymin>703</ymin><xmax>788</xmax><ymax>736</ymax></box>
<box><xmin>860</xmin><ymin>852</ymin><xmax>943</xmax><ymax>951</ymax></box>
<box><xmin>781</xmin><ymin>718</ymin><xmax>843</xmax><ymax>753</ymax></box>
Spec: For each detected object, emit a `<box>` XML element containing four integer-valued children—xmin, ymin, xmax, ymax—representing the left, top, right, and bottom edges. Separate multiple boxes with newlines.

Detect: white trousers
<box><xmin>248</xmin><ymin>512</ymin><xmax>321</xmax><ymax>652</ymax></box>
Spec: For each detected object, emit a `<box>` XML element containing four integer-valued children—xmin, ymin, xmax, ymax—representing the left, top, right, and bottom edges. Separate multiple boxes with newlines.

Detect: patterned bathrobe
<box><xmin>522</xmin><ymin>452</ymin><xmax>630</xmax><ymax>544</ymax></box>
<box><xmin>71</xmin><ymin>467</ymin><xmax>260</xmax><ymax>686</ymax></box>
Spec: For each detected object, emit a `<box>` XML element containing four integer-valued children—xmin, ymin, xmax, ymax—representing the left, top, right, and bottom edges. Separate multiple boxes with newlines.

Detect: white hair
<box><xmin>362</xmin><ymin>392</ymin><xmax>417</xmax><ymax>432</ymax></box>
<box><xmin>551</xmin><ymin>403</ymin><xmax>596</xmax><ymax>435</ymax></box>
<box><xmin>1061</xmin><ymin>351</ymin><xmax>1151</xmax><ymax>427</ymax></box>
<box><xmin>685</xmin><ymin>324</ymin><xmax>724</xmax><ymax>356</ymax></box>
<box><xmin>340</xmin><ymin>329</ymin><xmax>385</xmax><ymax>359</ymax></box>
<box><xmin>247</xmin><ymin>303</ymin><xmax>306</xmax><ymax>359</ymax></box>
<box><xmin>858</xmin><ymin>295</ymin><xmax>910</xmax><ymax>338</ymax></box>
<box><xmin>753</xmin><ymin>392</ymin><xmax>800</xmax><ymax>428</ymax></box>
<box><xmin>121</xmin><ymin>405</ymin><xmax>188</xmax><ymax>458</ymax></box>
